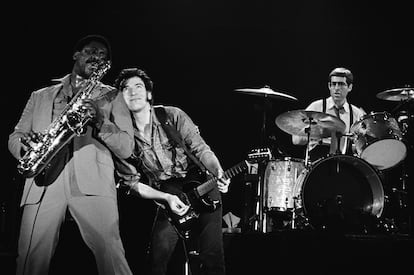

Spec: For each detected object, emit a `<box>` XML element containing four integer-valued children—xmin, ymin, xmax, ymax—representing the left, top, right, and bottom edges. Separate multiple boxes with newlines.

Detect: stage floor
<box><xmin>224</xmin><ymin>230</ymin><xmax>413</xmax><ymax>275</ymax></box>
<box><xmin>1</xmin><ymin>227</ymin><xmax>412</xmax><ymax>275</ymax></box>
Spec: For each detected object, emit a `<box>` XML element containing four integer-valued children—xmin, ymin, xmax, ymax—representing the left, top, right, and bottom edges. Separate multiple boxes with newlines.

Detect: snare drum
<box><xmin>264</xmin><ymin>157</ymin><xmax>305</xmax><ymax>212</ymax></box>
<box><xmin>351</xmin><ymin>111</ymin><xmax>407</xmax><ymax>170</ymax></box>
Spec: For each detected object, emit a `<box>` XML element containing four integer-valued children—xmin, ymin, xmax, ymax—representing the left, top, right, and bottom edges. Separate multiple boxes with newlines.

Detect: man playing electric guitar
<box><xmin>110</xmin><ymin>68</ymin><xmax>230</xmax><ymax>275</ymax></box>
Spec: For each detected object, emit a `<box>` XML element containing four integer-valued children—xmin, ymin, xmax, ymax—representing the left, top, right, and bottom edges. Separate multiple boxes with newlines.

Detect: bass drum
<box><xmin>294</xmin><ymin>154</ymin><xmax>385</xmax><ymax>232</ymax></box>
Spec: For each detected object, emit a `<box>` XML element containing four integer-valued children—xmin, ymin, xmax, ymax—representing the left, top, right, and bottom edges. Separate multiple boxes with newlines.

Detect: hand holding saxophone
<box><xmin>66</xmin><ymin>99</ymin><xmax>103</xmax><ymax>131</ymax></box>
<box><xmin>80</xmin><ymin>99</ymin><xmax>98</xmax><ymax>118</ymax></box>
<box><xmin>79</xmin><ymin>99</ymin><xmax>103</xmax><ymax>129</ymax></box>
<box><xmin>19</xmin><ymin>131</ymin><xmax>43</xmax><ymax>155</ymax></box>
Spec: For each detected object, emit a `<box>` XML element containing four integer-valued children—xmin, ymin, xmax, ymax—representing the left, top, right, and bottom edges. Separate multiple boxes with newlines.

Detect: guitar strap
<box><xmin>154</xmin><ymin>106</ymin><xmax>208</xmax><ymax>175</ymax></box>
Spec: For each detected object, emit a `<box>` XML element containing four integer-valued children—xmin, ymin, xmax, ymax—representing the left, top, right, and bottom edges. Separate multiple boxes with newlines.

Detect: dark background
<box><xmin>2</xmin><ymin>1</ymin><xmax>413</xmax><ymax>274</ymax></box>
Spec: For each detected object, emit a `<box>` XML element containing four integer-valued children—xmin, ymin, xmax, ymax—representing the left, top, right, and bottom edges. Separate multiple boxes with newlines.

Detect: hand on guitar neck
<box><xmin>216</xmin><ymin>169</ymin><xmax>230</xmax><ymax>193</ymax></box>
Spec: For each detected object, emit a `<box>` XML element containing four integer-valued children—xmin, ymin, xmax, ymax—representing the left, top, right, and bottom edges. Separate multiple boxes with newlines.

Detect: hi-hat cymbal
<box><xmin>235</xmin><ymin>86</ymin><xmax>298</xmax><ymax>101</ymax></box>
<box><xmin>376</xmin><ymin>87</ymin><xmax>414</xmax><ymax>101</ymax></box>
<box><xmin>275</xmin><ymin>110</ymin><xmax>346</xmax><ymax>138</ymax></box>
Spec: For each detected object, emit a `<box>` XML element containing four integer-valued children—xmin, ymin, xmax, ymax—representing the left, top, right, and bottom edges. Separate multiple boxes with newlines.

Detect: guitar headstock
<box><xmin>247</xmin><ymin>148</ymin><xmax>272</xmax><ymax>162</ymax></box>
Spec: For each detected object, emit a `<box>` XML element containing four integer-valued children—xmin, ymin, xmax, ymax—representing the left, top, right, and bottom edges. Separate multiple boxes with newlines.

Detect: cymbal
<box><xmin>235</xmin><ymin>87</ymin><xmax>298</xmax><ymax>101</ymax></box>
<box><xmin>275</xmin><ymin>110</ymin><xmax>346</xmax><ymax>138</ymax></box>
<box><xmin>376</xmin><ymin>87</ymin><xmax>414</xmax><ymax>101</ymax></box>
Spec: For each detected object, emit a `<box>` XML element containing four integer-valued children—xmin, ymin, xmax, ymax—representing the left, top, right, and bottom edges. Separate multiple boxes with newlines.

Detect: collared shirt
<box><xmin>51</xmin><ymin>77</ymin><xmax>80</xmax><ymax>194</ymax></box>
<box><xmin>53</xmin><ymin>83</ymin><xmax>71</xmax><ymax>120</ymax></box>
<box><xmin>303</xmin><ymin>97</ymin><xmax>366</xmax><ymax>153</ymax></box>
<box><xmin>50</xmin><ymin>74</ymin><xmax>109</xmax><ymax>195</ymax></box>
<box><xmin>132</xmin><ymin>105</ymin><xmax>216</xmax><ymax>188</ymax></box>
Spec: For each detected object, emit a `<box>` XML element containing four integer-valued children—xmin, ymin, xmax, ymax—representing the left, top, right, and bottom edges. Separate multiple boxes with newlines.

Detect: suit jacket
<box><xmin>8</xmin><ymin>74</ymin><xmax>134</xmax><ymax>206</ymax></box>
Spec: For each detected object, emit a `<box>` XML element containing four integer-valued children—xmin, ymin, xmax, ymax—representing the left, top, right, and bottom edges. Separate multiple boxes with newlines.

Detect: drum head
<box><xmin>298</xmin><ymin>155</ymin><xmax>384</xmax><ymax>232</ymax></box>
<box><xmin>360</xmin><ymin>139</ymin><xmax>407</xmax><ymax>170</ymax></box>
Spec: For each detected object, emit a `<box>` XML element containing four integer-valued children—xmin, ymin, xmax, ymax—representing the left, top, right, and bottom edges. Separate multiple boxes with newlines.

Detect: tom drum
<box><xmin>351</xmin><ymin>111</ymin><xmax>407</xmax><ymax>170</ymax></box>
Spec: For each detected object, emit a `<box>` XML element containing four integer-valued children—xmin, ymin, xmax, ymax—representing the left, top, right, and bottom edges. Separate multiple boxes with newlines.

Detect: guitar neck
<box><xmin>196</xmin><ymin>160</ymin><xmax>248</xmax><ymax>197</ymax></box>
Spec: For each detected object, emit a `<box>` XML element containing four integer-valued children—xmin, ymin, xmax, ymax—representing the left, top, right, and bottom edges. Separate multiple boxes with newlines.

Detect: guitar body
<box><xmin>159</xmin><ymin>176</ymin><xmax>221</xmax><ymax>234</ymax></box>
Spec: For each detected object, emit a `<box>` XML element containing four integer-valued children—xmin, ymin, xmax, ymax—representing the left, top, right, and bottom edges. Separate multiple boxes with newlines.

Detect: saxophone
<box><xmin>17</xmin><ymin>61</ymin><xmax>111</xmax><ymax>178</ymax></box>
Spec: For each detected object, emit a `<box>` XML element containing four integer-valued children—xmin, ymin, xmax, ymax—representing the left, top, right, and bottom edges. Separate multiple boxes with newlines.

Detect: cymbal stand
<box><xmin>304</xmin><ymin>117</ymin><xmax>313</xmax><ymax>169</ymax></box>
<box><xmin>395</xmin><ymin>112</ymin><xmax>412</xmax><ymax>234</ymax></box>
<box><xmin>257</xmin><ymin>91</ymin><xmax>271</xmax><ymax>232</ymax></box>
<box><xmin>259</xmin><ymin>92</ymin><xmax>272</xmax><ymax>146</ymax></box>
<box><xmin>392</xmin><ymin>100</ymin><xmax>410</xmax><ymax>116</ymax></box>
<box><xmin>289</xmin><ymin>118</ymin><xmax>313</xmax><ymax>230</ymax></box>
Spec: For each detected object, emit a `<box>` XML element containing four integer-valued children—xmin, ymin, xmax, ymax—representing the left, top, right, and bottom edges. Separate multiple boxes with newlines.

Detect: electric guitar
<box><xmin>159</xmin><ymin>148</ymin><xmax>271</xmax><ymax>234</ymax></box>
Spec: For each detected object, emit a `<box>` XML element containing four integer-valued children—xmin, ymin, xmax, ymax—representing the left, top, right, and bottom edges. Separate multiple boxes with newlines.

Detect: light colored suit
<box><xmin>8</xmin><ymin>74</ymin><xmax>134</xmax><ymax>275</ymax></box>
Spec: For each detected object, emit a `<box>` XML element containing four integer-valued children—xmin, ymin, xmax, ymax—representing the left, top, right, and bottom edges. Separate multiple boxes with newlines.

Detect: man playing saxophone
<box><xmin>8</xmin><ymin>34</ymin><xmax>133</xmax><ymax>275</ymax></box>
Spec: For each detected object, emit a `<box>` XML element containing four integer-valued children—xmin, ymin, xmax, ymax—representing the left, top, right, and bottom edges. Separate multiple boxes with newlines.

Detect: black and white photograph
<box><xmin>1</xmin><ymin>1</ymin><xmax>413</xmax><ymax>274</ymax></box>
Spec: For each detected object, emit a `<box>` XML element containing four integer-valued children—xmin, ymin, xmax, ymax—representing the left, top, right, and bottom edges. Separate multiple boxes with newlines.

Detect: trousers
<box><xmin>148</xmin><ymin>204</ymin><xmax>225</xmax><ymax>275</ymax></box>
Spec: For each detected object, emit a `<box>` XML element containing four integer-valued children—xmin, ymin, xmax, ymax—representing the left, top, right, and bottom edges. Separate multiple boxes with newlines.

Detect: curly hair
<box><xmin>114</xmin><ymin>68</ymin><xmax>154</xmax><ymax>104</ymax></box>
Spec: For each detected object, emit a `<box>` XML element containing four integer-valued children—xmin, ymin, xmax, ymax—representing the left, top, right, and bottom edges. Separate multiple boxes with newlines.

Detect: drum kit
<box><xmin>237</xmin><ymin>86</ymin><xmax>413</xmax><ymax>234</ymax></box>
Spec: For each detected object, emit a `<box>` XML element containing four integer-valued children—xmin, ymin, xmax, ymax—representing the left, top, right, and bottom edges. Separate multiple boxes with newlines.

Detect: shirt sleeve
<box><xmin>96</xmin><ymin>91</ymin><xmax>135</xmax><ymax>160</ymax></box>
<box><xmin>173</xmin><ymin>107</ymin><xmax>224</xmax><ymax>176</ymax></box>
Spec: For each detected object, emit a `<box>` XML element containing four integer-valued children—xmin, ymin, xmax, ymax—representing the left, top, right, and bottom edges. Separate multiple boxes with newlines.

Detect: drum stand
<box><xmin>303</xmin><ymin>126</ymin><xmax>313</xmax><ymax>169</ymax></box>
<box><xmin>389</xmin><ymin>128</ymin><xmax>412</xmax><ymax>234</ymax></box>
<box><xmin>241</xmin><ymin>148</ymin><xmax>270</xmax><ymax>233</ymax></box>
<box><xmin>288</xmin><ymin>123</ymin><xmax>314</xmax><ymax>231</ymax></box>
<box><xmin>250</xmin><ymin>92</ymin><xmax>276</xmax><ymax>233</ymax></box>
<box><xmin>289</xmin><ymin>123</ymin><xmax>345</xmax><ymax>231</ymax></box>
<box><xmin>384</xmin><ymin>103</ymin><xmax>413</xmax><ymax>235</ymax></box>
<box><xmin>257</xmin><ymin>163</ymin><xmax>268</xmax><ymax>233</ymax></box>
